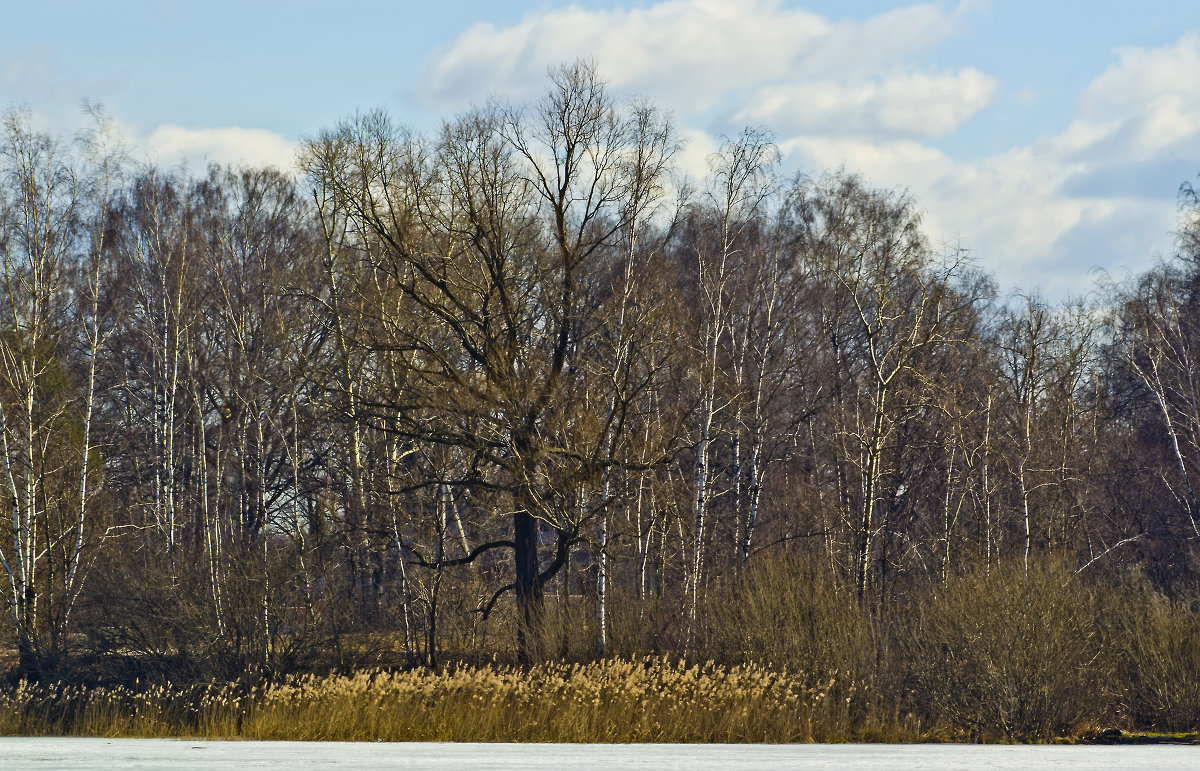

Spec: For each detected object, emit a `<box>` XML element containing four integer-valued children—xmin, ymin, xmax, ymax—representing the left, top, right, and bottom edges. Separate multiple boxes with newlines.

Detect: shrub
<box><xmin>705</xmin><ymin>555</ymin><xmax>875</xmax><ymax>676</ymax></box>
<box><xmin>899</xmin><ymin>558</ymin><xmax>1105</xmax><ymax>740</ymax></box>
<box><xmin>702</xmin><ymin>554</ymin><xmax>892</xmax><ymax>736</ymax></box>
<box><xmin>1104</xmin><ymin>582</ymin><xmax>1200</xmax><ymax>731</ymax></box>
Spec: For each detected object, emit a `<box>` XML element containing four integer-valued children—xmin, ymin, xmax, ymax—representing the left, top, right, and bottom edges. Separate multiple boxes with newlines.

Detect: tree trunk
<box><xmin>514</xmin><ymin>508</ymin><xmax>542</xmax><ymax>664</ymax></box>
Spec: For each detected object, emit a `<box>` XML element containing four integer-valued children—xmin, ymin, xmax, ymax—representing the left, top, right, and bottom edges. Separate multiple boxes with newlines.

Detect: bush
<box><xmin>899</xmin><ymin>558</ymin><xmax>1105</xmax><ymax>740</ymax></box>
<box><xmin>706</xmin><ymin>555</ymin><xmax>874</xmax><ymax>673</ymax></box>
<box><xmin>702</xmin><ymin>554</ymin><xmax>892</xmax><ymax>737</ymax></box>
<box><xmin>1104</xmin><ymin>582</ymin><xmax>1200</xmax><ymax>731</ymax></box>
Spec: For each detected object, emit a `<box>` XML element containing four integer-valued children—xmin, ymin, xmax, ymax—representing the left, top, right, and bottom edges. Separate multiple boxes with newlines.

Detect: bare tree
<box><xmin>791</xmin><ymin>172</ymin><xmax>976</xmax><ymax>599</ymax></box>
<box><xmin>680</xmin><ymin>128</ymin><xmax>779</xmax><ymax>639</ymax></box>
<box><xmin>0</xmin><ymin>108</ymin><xmax>101</xmax><ymax>673</ymax></box>
<box><xmin>300</xmin><ymin>61</ymin><xmax>677</xmax><ymax>660</ymax></box>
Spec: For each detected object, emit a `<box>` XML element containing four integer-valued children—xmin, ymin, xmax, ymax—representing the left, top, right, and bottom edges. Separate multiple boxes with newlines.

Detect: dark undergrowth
<box><xmin>2</xmin><ymin>555</ymin><xmax>1198</xmax><ymax>743</ymax></box>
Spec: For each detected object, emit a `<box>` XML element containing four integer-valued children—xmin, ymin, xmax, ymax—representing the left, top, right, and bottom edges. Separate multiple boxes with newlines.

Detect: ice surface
<box><xmin>0</xmin><ymin>738</ymin><xmax>1196</xmax><ymax>769</ymax></box>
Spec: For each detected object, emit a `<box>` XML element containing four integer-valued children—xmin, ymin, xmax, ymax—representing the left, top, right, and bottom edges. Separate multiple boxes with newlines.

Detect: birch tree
<box><xmin>0</xmin><ymin>109</ymin><xmax>106</xmax><ymax>673</ymax></box>
<box><xmin>792</xmin><ymin>172</ymin><xmax>975</xmax><ymax>600</ymax></box>
<box><xmin>682</xmin><ymin>128</ymin><xmax>778</xmax><ymax>638</ymax></box>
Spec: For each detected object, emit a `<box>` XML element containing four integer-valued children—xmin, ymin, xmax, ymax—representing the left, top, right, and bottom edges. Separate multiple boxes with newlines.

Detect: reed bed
<box><xmin>0</xmin><ymin>658</ymin><xmax>904</xmax><ymax>742</ymax></box>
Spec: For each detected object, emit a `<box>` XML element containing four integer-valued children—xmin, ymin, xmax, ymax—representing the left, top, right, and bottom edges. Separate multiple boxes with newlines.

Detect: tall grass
<box><xmin>0</xmin><ymin>658</ymin><xmax>916</xmax><ymax>742</ymax></box>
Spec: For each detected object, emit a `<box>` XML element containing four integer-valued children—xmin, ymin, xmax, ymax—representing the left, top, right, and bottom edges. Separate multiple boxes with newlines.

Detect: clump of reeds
<box><xmin>0</xmin><ymin>657</ymin><xmax>905</xmax><ymax>742</ymax></box>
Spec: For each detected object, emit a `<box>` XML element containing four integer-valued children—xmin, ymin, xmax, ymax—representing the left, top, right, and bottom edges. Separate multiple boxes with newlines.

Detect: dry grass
<box><xmin>0</xmin><ymin>658</ymin><xmax>918</xmax><ymax>742</ymax></box>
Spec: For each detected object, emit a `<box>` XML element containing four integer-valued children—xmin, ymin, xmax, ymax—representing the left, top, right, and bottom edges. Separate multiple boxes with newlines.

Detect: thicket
<box><xmin>3</xmin><ymin>555</ymin><xmax>1199</xmax><ymax>741</ymax></box>
<box><xmin>1</xmin><ymin>62</ymin><xmax>1200</xmax><ymax>740</ymax></box>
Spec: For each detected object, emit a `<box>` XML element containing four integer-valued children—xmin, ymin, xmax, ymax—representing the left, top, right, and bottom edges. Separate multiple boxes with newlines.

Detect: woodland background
<box><xmin>1</xmin><ymin>63</ymin><xmax>1199</xmax><ymax>733</ymax></box>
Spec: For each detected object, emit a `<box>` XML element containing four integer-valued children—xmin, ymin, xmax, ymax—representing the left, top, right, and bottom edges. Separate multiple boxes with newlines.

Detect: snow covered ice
<box><xmin>2</xmin><ymin>739</ymin><xmax>1198</xmax><ymax>770</ymax></box>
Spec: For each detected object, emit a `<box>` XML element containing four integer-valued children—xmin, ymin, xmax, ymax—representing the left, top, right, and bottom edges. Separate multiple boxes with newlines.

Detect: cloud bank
<box><xmin>419</xmin><ymin>0</ymin><xmax>985</xmax><ymax>136</ymax></box>
<box><xmin>142</xmin><ymin>125</ymin><xmax>298</xmax><ymax>173</ymax></box>
<box><xmin>416</xmin><ymin>1</ymin><xmax>1200</xmax><ymax>298</ymax></box>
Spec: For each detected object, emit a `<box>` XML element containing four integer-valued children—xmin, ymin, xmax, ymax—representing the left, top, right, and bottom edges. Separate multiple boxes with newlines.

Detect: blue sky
<box><xmin>5</xmin><ymin>1</ymin><xmax>1200</xmax><ymax>297</ymax></box>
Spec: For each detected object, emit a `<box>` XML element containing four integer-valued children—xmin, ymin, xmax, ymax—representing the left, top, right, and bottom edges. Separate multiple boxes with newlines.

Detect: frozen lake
<box><xmin>1</xmin><ymin>738</ymin><xmax>1197</xmax><ymax>769</ymax></box>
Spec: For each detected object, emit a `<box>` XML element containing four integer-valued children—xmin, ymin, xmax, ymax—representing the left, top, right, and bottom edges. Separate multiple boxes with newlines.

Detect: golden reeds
<box><xmin>0</xmin><ymin>657</ymin><xmax>904</xmax><ymax>742</ymax></box>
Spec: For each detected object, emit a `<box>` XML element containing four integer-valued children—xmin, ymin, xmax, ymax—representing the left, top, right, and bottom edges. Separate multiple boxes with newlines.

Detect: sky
<box><xmin>5</xmin><ymin>0</ymin><xmax>1200</xmax><ymax>298</ymax></box>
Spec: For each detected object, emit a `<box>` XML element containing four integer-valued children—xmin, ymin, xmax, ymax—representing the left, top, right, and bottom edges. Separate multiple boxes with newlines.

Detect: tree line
<box><xmin>2</xmin><ymin>63</ymin><xmax>1200</xmax><ymax>679</ymax></box>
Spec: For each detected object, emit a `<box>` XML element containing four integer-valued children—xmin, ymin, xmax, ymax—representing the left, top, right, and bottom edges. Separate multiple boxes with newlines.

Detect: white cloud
<box><xmin>782</xmin><ymin>137</ymin><xmax>1074</xmax><ymax>278</ymax></box>
<box><xmin>142</xmin><ymin>124</ymin><xmax>298</xmax><ymax>173</ymax></box>
<box><xmin>775</xmin><ymin>31</ymin><xmax>1200</xmax><ymax>297</ymax></box>
<box><xmin>417</xmin><ymin>1</ymin><xmax>1199</xmax><ymax>298</ymax></box>
<box><xmin>675</xmin><ymin>126</ymin><xmax>722</xmax><ymax>184</ymax></box>
<box><xmin>784</xmin><ymin>126</ymin><xmax>1175</xmax><ymax>297</ymax></box>
<box><xmin>735</xmin><ymin>68</ymin><xmax>997</xmax><ymax>139</ymax></box>
<box><xmin>1082</xmin><ymin>33</ymin><xmax>1200</xmax><ymax>117</ymax></box>
<box><xmin>1058</xmin><ymin>33</ymin><xmax>1200</xmax><ymax>163</ymax></box>
<box><xmin>418</xmin><ymin>0</ymin><xmax>975</xmax><ymax>115</ymax></box>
